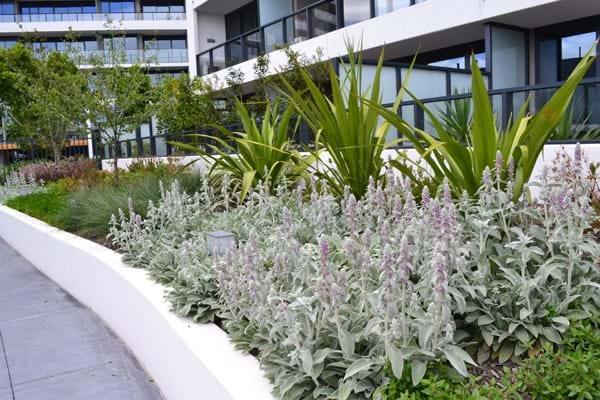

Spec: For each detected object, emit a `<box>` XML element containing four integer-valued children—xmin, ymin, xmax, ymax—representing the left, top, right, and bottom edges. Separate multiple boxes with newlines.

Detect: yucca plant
<box><xmin>372</xmin><ymin>47</ymin><xmax>596</xmax><ymax>200</ymax></box>
<box><xmin>173</xmin><ymin>100</ymin><xmax>311</xmax><ymax>202</ymax></box>
<box><xmin>278</xmin><ymin>43</ymin><xmax>402</xmax><ymax>199</ymax></box>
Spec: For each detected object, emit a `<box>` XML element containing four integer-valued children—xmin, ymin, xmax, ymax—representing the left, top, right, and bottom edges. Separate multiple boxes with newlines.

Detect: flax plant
<box><xmin>174</xmin><ymin>100</ymin><xmax>312</xmax><ymax>202</ymax></box>
<box><xmin>372</xmin><ymin>47</ymin><xmax>597</xmax><ymax>200</ymax></box>
<box><xmin>278</xmin><ymin>43</ymin><xmax>403</xmax><ymax>199</ymax></box>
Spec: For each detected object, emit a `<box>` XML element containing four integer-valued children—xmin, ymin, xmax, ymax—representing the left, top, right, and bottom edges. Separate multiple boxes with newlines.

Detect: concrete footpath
<box><xmin>0</xmin><ymin>238</ymin><xmax>164</xmax><ymax>400</ymax></box>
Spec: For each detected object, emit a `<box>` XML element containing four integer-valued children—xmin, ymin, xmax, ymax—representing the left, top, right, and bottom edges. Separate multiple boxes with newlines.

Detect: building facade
<box><xmin>1</xmin><ymin>0</ymin><xmax>600</xmax><ymax>157</ymax></box>
<box><xmin>188</xmin><ymin>0</ymin><xmax>600</xmax><ymax>135</ymax></box>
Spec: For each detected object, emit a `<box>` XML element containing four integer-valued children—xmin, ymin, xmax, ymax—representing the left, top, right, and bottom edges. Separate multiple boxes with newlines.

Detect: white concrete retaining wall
<box><xmin>103</xmin><ymin>143</ymin><xmax>600</xmax><ymax>181</ymax></box>
<box><xmin>0</xmin><ymin>206</ymin><xmax>275</xmax><ymax>400</ymax></box>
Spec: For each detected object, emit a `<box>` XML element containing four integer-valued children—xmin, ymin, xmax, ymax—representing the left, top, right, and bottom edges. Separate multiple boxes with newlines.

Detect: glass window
<box><xmin>560</xmin><ymin>32</ymin><xmax>597</xmax><ymax>80</ymax></box>
<box><xmin>172</xmin><ymin>39</ymin><xmax>186</xmax><ymax>49</ymax></box>
<box><xmin>375</xmin><ymin>0</ymin><xmax>410</xmax><ymax>16</ymax></box>
<box><xmin>490</xmin><ymin>25</ymin><xmax>527</xmax><ymax>89</ymax></box>
<box><xmin>121</xmin><ymin>1</ymin><xmax>134</xmax><ymax>12</ymax></box>
<box><xmin>562</xmin><ymin>32</ymin><xmax>596</xmax><ymax>60</ymax></box>
<box><xmin>125</xmin><ymin>37</ymin><xmax>137</xmax><ymax>49</ymax></box>
<box><xmin>101</xmin><ymin>0</ymin><xmax>134</xmax><ymax>13</ymax></box>
<box><xmin>343</xmin><ymin>0</ymin><xmax>371</xmax><ymax>26</ymax></box>
<box><xmin>429</xmin><ymin>56</ymin><xmax>465</xmax><ymax>69</ymax></box>
<box><xmin>156</xmin><ymin>39</ymin><xmax>170</xmax><ymax>49</ymax></box>
<box><xmin>0</xmin><ymin>1</ymin><xmax>14</xmax><ymax>15</ymax></box>
<box><xmin>84</xmin><ymin>39</ymin><xmax>98</xmax><ymax>50</ymax></box>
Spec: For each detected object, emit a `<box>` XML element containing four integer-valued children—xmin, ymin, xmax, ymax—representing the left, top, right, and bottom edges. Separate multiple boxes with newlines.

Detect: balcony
<box><xmin>72</xmin><ymin>48</ymin><xmax>188</xmax><ymax>65</ymax></box>
<box><xmin>196</xmin><ymin>0</ymin><xmax>426</xmax><ymax>76</ymax></box>
<box><xmin>0</xmin><ymin>11</ymin><xmax>186</xmax><ymax>23</ymax></box>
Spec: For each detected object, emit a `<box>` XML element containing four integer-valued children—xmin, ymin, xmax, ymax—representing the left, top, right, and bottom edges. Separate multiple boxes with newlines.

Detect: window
<box><xmin>141</xmin><ymin>0</ymin><xmax>184</xmax><ymax>14</ymax></box>
<box><xmin>562</xmin><ymin>32</ymin><xmax>596</xmax><ymax>60</ymax></box>
<box><xmin>21</xmin><ymin>2</ymin><xmax>96</xmax><ymax>15</ymax></box>
<box><xmin>343</xmin><ymin>0</ymin><xmax>371</xmax><ymax>26</ymax></box>
<box><xmin>101</xmin><ymin>1</ymin><xmax>135</xmax><ymax>13</ymax></box>
<box><xmin>225</xmin><ymin>1</ymin><xmax>258</xmax><ymax>39</ymax></box>
<box><xmin>429</xmin><ymin>57</ymin><xmax>466</xmax><ymax>69</ymax></box>
<box><xmin>104</xmin><ymin>36</ymin><xmax>138</xmax><ymax>50</ymax></box>
<box><xmin>0</xmin><ymin>39</ymin><xmax>16</xmax><ymax>48</ymax></box>
<box><xmin>143</xmin><ymin>36</ymin><xmax>187</xmax><ymax>62</ymax></box>
<box><xmin>375</xmin><ymin>0</ymin><xmax>410</xmax><ymax>16</ymax></box>
<box><xmin>0</xmin><ymin>0</ymin><xmax>14</xmax><ymax>15</ymax></box>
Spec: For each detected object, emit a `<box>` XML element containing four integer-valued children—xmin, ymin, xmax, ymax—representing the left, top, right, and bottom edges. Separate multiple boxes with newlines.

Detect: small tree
<box><xmin>0</xmin><ymin>43</ymin><xmax>38</xmax><ymax>139</ymax></box>
<box><xmin>155</xmin><ymin>73</ymin><xmax>226</xmax><ymax>133</ymax></box>
<box><xmin>86</xmin><ymin>26</ymin><xmax>156</xmax><ymax>178</ymax></box>
<box><xmin>24</xmin><ymin>49</ymin><xmax>90</xmax><ymax>162</ymax></box>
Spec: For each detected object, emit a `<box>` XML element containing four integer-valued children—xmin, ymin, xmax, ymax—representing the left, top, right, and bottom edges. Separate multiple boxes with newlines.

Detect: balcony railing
<box><xmin>196</xmin><ymin>0</ymin><xmax>425</xmax><ymax>76</ymax></box>
<box><xmin>70</xmin><ymin>48</ymin><xmax>188</xmax><ymax>65</ymax></box>
<box><xmin>111</xmin><ymin>77</ymin><xmax>600</xmax><ymax>159</ymax></box>
<box><xmin>0</xmin><ymin>12</ymin><xmax>186</xmax><ymax>23</ymax></box>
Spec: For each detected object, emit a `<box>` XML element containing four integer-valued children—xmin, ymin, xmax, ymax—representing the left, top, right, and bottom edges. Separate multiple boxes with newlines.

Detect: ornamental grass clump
<box><xmin>110</xmin><ymin>153</ymin><xmax>600</xmax><ymax>400</ymax></box>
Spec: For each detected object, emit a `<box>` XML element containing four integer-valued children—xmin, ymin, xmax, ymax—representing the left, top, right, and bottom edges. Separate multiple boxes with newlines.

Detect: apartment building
<box><xmin>188</xmin><ymin>0</ymin><xmax>600</xmax><ymax>134</ymax></box>
<box><xmin>1</xmin><ymin>0</ymin><xmax>600</xmax><ymax>157</ymax></box>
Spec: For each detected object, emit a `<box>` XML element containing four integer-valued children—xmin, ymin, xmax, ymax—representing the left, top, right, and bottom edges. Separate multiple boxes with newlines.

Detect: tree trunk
<box><xmin>112</xmin><ymin>141</ymin><xmax>119</xmax><ymax>182</ymax></box>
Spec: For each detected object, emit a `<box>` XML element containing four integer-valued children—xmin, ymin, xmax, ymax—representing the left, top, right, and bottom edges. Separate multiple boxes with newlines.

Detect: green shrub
<box><xmin>5</xmin><ymin>185</ymin><xmax>68</xmax><ymax>228</ymax></box>
<box><xmin>381</xmin><ymin>318</ymin><xmax>600</xmax><ymax>400</ymax></box>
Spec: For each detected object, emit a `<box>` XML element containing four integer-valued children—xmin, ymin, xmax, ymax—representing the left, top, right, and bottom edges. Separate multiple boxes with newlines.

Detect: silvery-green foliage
<box><xmin>110</xmin><ymin>152</ymin><xmax>600</xmax><ymax>400</ymax></box>
<box><xmin>461</xmin><ymin>148</ymin><xmax>600</xmax><ymax>365</ymax></box>
<box><xmin>0</xmin><ymin>171</ymin><xmax>44</xmax><ymax>204</ymax></box>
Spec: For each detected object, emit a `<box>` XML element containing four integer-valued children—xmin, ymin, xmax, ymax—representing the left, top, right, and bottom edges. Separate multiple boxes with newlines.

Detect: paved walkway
<box><xmin>0</xmin><ymin>239</ymin><xmax>164</xmax><ymax>400</ymax></box>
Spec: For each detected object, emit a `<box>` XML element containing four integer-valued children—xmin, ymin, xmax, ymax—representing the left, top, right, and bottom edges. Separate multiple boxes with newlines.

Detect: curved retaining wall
<box><xmin>0</xmin><ymin>205</ymin><xmax>275</xmax><ymax>400</ymax></box>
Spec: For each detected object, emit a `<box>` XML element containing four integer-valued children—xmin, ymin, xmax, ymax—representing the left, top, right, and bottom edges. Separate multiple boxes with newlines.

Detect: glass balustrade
<box><xmin>197</xmin><ymin>0</ymin><xmax>426</xmax><ymax>76</ymax></box>
<box><xmin>0</xmin><ymin>11</ymin><xmax>185</xmax><ymax>23</ymax></box>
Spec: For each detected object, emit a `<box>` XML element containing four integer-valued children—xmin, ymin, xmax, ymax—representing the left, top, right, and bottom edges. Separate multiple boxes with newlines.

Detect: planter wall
<box><xmin>0</xmin><ymin>205</ymin><xmax>275</xmax><ymax>400</ymax></box>
<box><xmin>103</xmin><ymin>144</ymin><xmax>600</xmax><ymax>174</ymax></box>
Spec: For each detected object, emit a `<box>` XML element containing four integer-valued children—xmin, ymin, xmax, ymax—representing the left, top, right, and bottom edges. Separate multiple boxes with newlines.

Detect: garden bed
<box><xmin>0</xmin><ymin>205</ymin><xmax>275</xmax><ymax>400</ymax></box>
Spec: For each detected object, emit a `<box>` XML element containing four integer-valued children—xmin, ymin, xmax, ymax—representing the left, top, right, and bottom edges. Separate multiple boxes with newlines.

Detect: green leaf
<box><xmin>339</xmin><ymin>329</ymin><xmax>355</xmax><ymax>359</ymax></box>
<box><xmin>442</xmin><ymin>345</ymin><xmax>475</xmax><ymax>377</ymax></box>
<box><xmin>299</xmin><ymin>348</ymin><xmax>313</xmax><ymax>377</ymax></box>
<box><xmin>498</xmin><ymin>341</ymin><xmax>514</xmax><ymax>364</ymax></box>
<box><xmin>411</xmin><ymin>360</ymin><xmax>428</xmax><ymax>386</ymax></box>
<box><xmin>388</xmin><ymin>346</ymin><xmax>405</xmax><ymax>379</ymax></box>
<box><xmin>543</xmin><ymin>326</ymin><xmax>563</xmax><ymax>344</ymax></box>
<box><xmin>344</xmin><ymin>358</ymin><xmax>373</xmax><ymax>380</ymax></box>
<box><xmin>337</xmin><ymin>379</ymin><xmax>357</xmax><ymax>400</ymax></box>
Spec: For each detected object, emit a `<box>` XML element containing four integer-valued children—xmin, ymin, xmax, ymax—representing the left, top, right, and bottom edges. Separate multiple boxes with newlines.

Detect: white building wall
<box><xmin>190</xmin><ymin>0</ymin><xmax>600</xmax><ymax>83</ymax></box>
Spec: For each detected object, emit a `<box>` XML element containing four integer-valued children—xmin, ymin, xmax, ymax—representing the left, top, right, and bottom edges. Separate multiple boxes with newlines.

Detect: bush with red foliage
<box><xmin>19</xmin><ymin>159</ymin><xmax>96</xmax><ymax>183</ymax></box>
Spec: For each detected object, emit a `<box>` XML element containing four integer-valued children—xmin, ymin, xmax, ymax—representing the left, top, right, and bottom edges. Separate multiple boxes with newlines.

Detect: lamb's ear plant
<box><xmin>277</xmin><ymin>42</ymin><xmax>403</xmax><ymax>199</ymax></box>
<box><xmin>0</xmin><ymin>170</ymin><xmax>44</xmax><ymax>204</ymax></box>
<box><xmin>372</xmin><ymin>46</ymin><xmax>597</xmax><ymax>199</ymax></box>
<box><xmin>110</xmin><ymin>149</ymin><xmax>600</xmax><ymax>400</ymax></box>
<box><xmin>172</xmin><ymin>99</ymin><xmax>312</xmax><ymax>202</ymax></box>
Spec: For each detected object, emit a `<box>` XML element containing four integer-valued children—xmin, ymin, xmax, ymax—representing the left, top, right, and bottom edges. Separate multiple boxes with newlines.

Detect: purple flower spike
<box><xmin>421</xmin><ymin>185</ymin><xmax>431</xmax><ymax>208</ymax></box>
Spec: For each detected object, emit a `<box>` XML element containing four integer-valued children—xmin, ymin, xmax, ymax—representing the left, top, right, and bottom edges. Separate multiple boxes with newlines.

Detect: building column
<box><xmin>186</xmin><ymin>2</ymin><xmax>199</xmax><ymax>77</ymax></box>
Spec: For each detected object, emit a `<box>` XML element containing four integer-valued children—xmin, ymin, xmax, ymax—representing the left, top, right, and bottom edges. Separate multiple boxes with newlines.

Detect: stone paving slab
<box><xmin>0</xmin><ymin>238</ymin><xmax>164</xmax><ymax>400</ymax></box>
